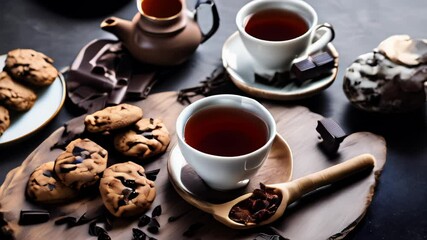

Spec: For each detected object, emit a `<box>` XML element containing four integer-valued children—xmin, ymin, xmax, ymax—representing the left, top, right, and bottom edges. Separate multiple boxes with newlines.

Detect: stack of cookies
<box><xmin>26</xmin><ymin>103</ymin><xmax>170</xmax><ymax>218</ymax></box>
<box><xmin>0</xmin><ymin>49</ymin><xmax>58</xmax><ymax>136</ymax></box>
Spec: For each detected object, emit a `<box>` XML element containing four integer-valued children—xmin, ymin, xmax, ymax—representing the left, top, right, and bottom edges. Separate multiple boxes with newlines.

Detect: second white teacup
<box><xmin>176</xmin><ymin>94</ymin><xmax>277</xmax><ymax>191</ymax></box>
<box><xmin>236</xmin><ymin>0</ymin><xmax>334</xmax><ymax>75</ymax></box>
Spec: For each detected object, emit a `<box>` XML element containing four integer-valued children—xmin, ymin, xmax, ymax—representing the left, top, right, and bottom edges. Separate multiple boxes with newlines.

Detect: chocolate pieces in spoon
<box><xmin>229</xmin><ymin>183</ymin><xmax>282</xmax><ymax>225</ymax></box>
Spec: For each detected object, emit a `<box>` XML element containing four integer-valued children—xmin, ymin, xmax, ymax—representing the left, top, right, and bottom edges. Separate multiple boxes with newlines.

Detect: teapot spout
<box><xmin>100</xmin><ymin>17</ymin><xmax>133</xmax><ymax>42</ymax></box>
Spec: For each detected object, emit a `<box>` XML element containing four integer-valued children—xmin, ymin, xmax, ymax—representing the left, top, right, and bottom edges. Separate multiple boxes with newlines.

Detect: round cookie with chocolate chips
<box><xmin>54</xmin><ymin>138</ymin><xmax>108</xmax><ymax>190</ymax></box>
<box><xmin>99</xmin><ymin>161</ymin><xmax>156</xmax><ymax>217</ymax></box>
<box><xmin>84</xmin><ymin>103</ymin><xmax>143</xmax><ymax>134</ymax></box>
<box><xmin>0</xmin><ymin>105</ymin><xmax>10</xmax><ymax>136</ymax></box>
<box><xmin>114</xmin><ymin>118</ymin><xmax>170</xmax><ymax>160</ymax></box>
<box><xmin>4</xmin><ymin>48</ymin><xmax>58</xmax><ymax>86</ymax></box>
<box><xmin>26</xmin><ymin>161</ymin><xmax>79</xmax><ymax>204</ymax></box>
<box><xmin>0</xmin><ymin>71</ymin><xmax>37</xmax><ymax>111</ymax></box>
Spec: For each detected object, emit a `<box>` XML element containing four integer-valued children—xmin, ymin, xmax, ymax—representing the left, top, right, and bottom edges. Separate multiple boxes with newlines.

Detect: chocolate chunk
<box><xmin>311</xmin><ymin>52</ymin><xmax>336</xmax><ymax>69</ymax></box>
<box><xmin>291</xmin><ymin>52</ymin><xmax>335</xmax><ymax>85</ymax></box>
<box><xmin>316</xmin><ymin>118</ymin><xmax>347</xmax><ymax>155</ymax></box>
<box><xmin>18</xmin><ymin>210</ymin><xmax>50</xmax><ymax>225</ymax></box>
<box><xmin>107</xmin><ymin>85</ymin><xmax>127</xmax><ymax>106</ymax></box>
<box><xmin>142</xmin><ymin>132</ymin><xmax>154</xmax><ymax>139</ymax></box>
<box><xmin>72</xmin><ymin>146</ymin><xmax>86</xmax><ymax>156</ymax></box>
<box><xmin>132</xmin><ymin>228</ymin><xmax>147</xmax><ymax>240</ymax></box>
<box><xmin>126</xmin><ymin>69</ymin><xmax>156</xmax><ymax>100</ymax></box>
<box><xmin>42</xmin><ymin>170</ymin><xmax>52</xmax><ymax>177</ymax></box>
<box><xmin>47</xmin><ymin>183</ymin><xmax>56</xmax><ymax>191</ymax></box>
<box><xmin>138</xmin><ymin>215</ymin><xmax>151</xmax><ymax>227</ymax></box>
<box><xmin>254</xmin><ymin>72</ymin><xmax>293</xmax><ymax>87</ymax></box>
<box><xmin>60</xmin><ymin>166</ymin><xmax>77</xmax><ymax>173</ymax></box>
<box><xmin>88</xmin><ymin>221</ymin><xmax>109</xmax><ymax>237</ymax></box>
<box><xmin>147</xmin><ymin>218</ymin><xmax>160</xmax><ymax>234</ymax></box>
<box><xmin>98</xmin><ymin>231</ymin><xmax>111</xmax><ymax>240</ymax></box>
<box><xmin>0</xmin><ymin>225</ymin><xmax>14</xmax><ymax>240</ymax></box>
<box><xmin>145</xmin><ymin>169</ymin><xmax>160</xmax><ymax>181</ymax></box>
<box><xmin>124</xmin><ymin>179</ymin><xmax>136</xmax><ymax>189</ymax></box>
<box><xmin>254</xmin><ymin>72</ymin><xmax>276</xmax><ymax>85</ymax></box>
<box><xmin>151</xmin><ymin>205</ymin><xmax>162</xmax><ymax>218</ymax></box>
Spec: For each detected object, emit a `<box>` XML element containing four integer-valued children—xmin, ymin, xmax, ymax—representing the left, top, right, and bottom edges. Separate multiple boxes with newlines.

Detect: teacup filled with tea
<box><xmin>176</xmin><ymin>94</ymin><xmax>277</xmax><ymax>191</ymax></box>
<box><xmin>236</xmin><ymin>0</ymin><xmax>334</xmax><ymax>75</ymax></box>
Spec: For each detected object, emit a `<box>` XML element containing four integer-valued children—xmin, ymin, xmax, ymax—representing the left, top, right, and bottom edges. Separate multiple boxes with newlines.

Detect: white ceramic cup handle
<box><xmin>306</xmin><ymin>23</ymin><xmax>335</xmax><ymax>55</ymax></box>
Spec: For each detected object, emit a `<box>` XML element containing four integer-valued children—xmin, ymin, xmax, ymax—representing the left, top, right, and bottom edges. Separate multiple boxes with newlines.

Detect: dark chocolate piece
<box><xmin>88</xmin><ymin>221</ymin><xmax>109</xmax><ymax>237</ymax></box>
<box><xmin>145</xmin><ymin>169</ymin><xmax>160</xmax><ymax>181</ymax></box>
<box><xmin>151</xmin><ymin>205</ymin><xmax>162</xmax><ymax>218</ymax></box>
<box><xmin>138</xmin><ymin>215</ymin><xmax>151</xmax><ymax>227</ymax></box>
<box><xmin>68</xmin><ymin>40</ymin><xmax>122</xmax><ymax>92</ymax></box>
<box><xmin>126</xmin><ymin>70</ymin><xmax>156</xmax><ymax>100</ymax></box>
<box><xmin>291</xmin><ymin>51</ymin><xmax>335</xmax><ymax>85</ymax></box>
<box><xmin>132</xmin><ymin>228</ymin><xmax>147</xmax><ymax>240</ymax></box>
<box><xmin>66</xmin><ymin>39</ymin><xmax>159</xmax><ymax>113</ymax></box>
<box><xmin>254</xmin><ymin>71</ymin><xmax>294</xmax><ymax>87</ymax></box>
<box><xmin>147</xmin><ymin>218</ymin><xmax>160</xmax><ymax>234</ymax></box>
<box><xmin>18</xmin><ymin>210</ymin><xmax>50</xmax><ymax>225</ymax></box>
<box><xmin>316</xmin><ymin>118</ymin><xmax>347</xmax><ymax>154</ymax></box>
<box><xmin>255</xmin><ymin>72</ymin><xmax>276</xmax><ymax>85</ymax></box>
<box><xmin>107</xmin><ymin>85</ymin><xmax>127</xmax><ymax>105</ymax></box>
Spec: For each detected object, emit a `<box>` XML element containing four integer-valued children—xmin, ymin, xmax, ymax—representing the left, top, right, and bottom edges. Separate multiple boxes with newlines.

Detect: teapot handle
<box><xmin>194</xmin><ymin>0</ymin><xmax>220</xmax><ymax>43</ymax></box>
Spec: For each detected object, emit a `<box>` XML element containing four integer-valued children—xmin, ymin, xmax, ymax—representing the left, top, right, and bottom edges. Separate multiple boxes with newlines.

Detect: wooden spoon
<box><xmin>171</xmin><ymin>153</ymin><xmax>376</xmax><ymax>229</ymax></box>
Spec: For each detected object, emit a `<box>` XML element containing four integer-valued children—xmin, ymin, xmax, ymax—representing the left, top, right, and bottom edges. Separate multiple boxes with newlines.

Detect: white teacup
<box><xmin>176</xmin><ymin>94</ymin><xmax>277</xmax><ymax>191</ymax></box>
<box><xmin>236</xmin><ymin>0</ymin><xmax>335</xmax><ymax>75</ymax></box>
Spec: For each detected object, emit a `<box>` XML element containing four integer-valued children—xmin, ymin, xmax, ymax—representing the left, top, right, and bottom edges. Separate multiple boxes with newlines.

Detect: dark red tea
<box><xmin>141</xmin><ymin>0</ymin><xmax>182</xmax><ymax>18</ymax></box>
<box><xmin>244</xmin><ymin>9</ymin><xmax>309</xmax><ymax>41</ymax></box>
<box><xmin>184</xmin><ymin>106</ymin><xmax>268</xmax><ymax>157</ymax></box>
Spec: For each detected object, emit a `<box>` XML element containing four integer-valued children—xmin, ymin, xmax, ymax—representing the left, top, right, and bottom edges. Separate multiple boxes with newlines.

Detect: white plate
<box><xmin>222</xmin><ymin>31</ymin><xmax>339</xmax><ymax>100</ymax></box>
<box><xmin>0</xmin><ymin>54</ymin><xmax>66</xmax><ymax>145</ymax></box>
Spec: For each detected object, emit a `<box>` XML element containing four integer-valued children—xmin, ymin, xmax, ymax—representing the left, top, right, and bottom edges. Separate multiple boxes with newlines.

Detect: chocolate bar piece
<box><xmin>254</xmin><ymin>71</ymin><xmax>293</xmax><ymax>87</ymax></box>
<box><xmin>292</xmin><ymin>52</ymin><xmax>335</xmax><ymax>85</ymax></box>
<box><xmin>18</xmin><ymin>210</ymin><xmax>50</xmax><ymax>225</ymax></box>
<box><xmin>316</xmin><ymin>118</ymin><xmax>347</xmax><ymax>155</ymax></box>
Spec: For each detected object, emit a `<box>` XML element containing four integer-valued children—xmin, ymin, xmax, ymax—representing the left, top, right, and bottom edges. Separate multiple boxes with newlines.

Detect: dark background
<box><xmin>0</xmin><ymin>0</ymin><xmax>426</xmax><ymax>239</ymax></box>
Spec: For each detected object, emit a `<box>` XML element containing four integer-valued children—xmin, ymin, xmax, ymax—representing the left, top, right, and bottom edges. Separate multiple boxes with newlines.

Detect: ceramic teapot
<box><xmin>101</xmin><ymin>0</ymin><xmax>220</xmax><ymax>66</ymax></box>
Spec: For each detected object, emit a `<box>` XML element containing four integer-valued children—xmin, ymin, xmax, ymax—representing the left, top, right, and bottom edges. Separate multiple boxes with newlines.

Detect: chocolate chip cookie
<box><xmin>4</xmin><ymin>48</ymin><xmax>58</xmax><ymax>86</ymax></box>
<box><xmin>0</xmin><ymin>71</ymin><xmax>37</xmax><ymax>111</ymax></box>
<box><xmin>26</xmin><ymin>161</ymin><xmax>79</xmax><ymax>204</ymax></box>
<box><xmin>84</xmin><ymin>103</ymin><xmax>143</xmax><ymax>133</ymax></box>
<box><xmin>0</xmin><ymin>105</ymin><xmax>10</xmax><ymax>136</ymax></box>
<box><xmin>114</xmin><ymin>118</ymin><xmax>170</xmax><ymax>160</ymax></box>
<box><xmin>54</xmin><ymin>138</ymin><xmax>108</xmax><ymax>190</ymax></box>
<box><xmin>99</xmin><ymin>161</ymin><xmax>156</xmax><ymax>217</ymax></box>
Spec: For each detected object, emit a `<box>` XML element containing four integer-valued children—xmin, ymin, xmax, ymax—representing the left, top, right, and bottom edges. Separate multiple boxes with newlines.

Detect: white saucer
<box><xmin>167</xmin><ymin>145</ymin><xmax>193</xmax><ymax>197</ymax></box>
<box><xmin>167</xmin><ymin>134</ymin><xmax>293</xmax><ymax>205</ymax></box>
<box><xmin>0</xmin><ymin>54</ymin><xmax>66</xmax><ymax>145</ymax></box>
<box><xmin>222</xmin><ymin>31</ymin><xmax>339</xmax><ymax>101</ymax></box>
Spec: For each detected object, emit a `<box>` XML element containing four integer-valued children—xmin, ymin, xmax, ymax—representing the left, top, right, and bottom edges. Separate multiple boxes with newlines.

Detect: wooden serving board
<box><xmin>0</xmin><ymin>92</ymin><xmax>386</xmax><ymax>240</ymax></box>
